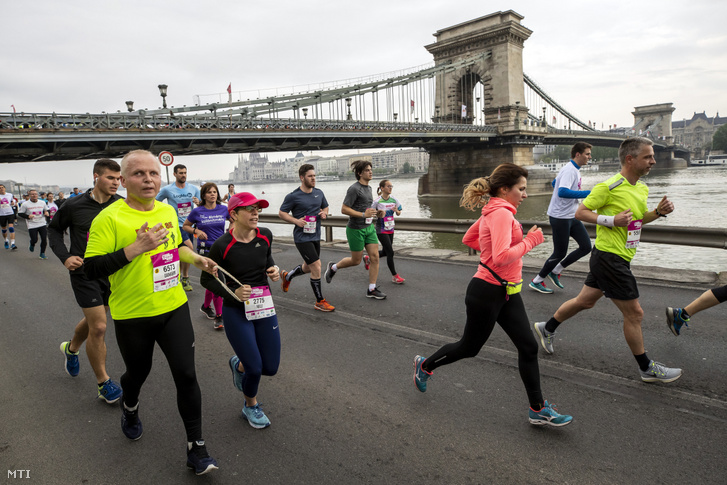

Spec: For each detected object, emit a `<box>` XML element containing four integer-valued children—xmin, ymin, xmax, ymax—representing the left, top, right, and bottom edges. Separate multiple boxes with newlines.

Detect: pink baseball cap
<box><xmin>227</xmin><ymin>192</ymin><xmax>269</xmax><ymax>213</ymax></box>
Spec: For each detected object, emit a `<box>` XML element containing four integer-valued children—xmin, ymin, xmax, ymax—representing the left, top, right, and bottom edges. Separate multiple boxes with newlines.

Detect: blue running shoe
<box><xmin>229</xmin><ymin>356</ymin><xmax>244</xmax><ymax>392</ymax></box>
<box><xmin>121</xmin><ymin>402</ymin><xmax>143</xmax><ymax>440</ymax></box>
<box><xmin>547</xmin><ymin>272</ymin><xmax>564</xmax><ymax>289</ymax></box>
<box><xmin>39</xmin><ymin>253</ymin><xmax>48</xmax><ymax>260</ymax></box>
<box><xmin>528</xmin><ymin>280</ymin><xmax>553</xmax><ymax>294</ymax></box>
<box><xmin>529</xmin><ymin>401</ymin><xmax>573</xmax><ymax>427</ymax></box>
<box><xmin>60</xmin><ymin>341</ymin><xmax>80</xmax><ymax>377</ymax></box>
<box><xmin>186</xmin><ymin>440</ymin><xmax>219</xmax><ymax>475</ymax></box>
<box><xmin>4</xmin><ymin>241</ymin><xmax>8</xmax><ymax>249</ymax></box>
<box><xmin>11</xmin><ymin>244</ymin><xmax>17</xmax><ymax>250</ymax></box>
<box><xmin>29</xmin><ymin>244</ymin><xmax>34</xmax><ymax>252</ymax></box>
<box><xmin>98</xmin><ymin>379</ymin><xmax>123</xmax><ymax>404</ymax></box>
<box><xmin>413</xmin><ymin>355</ymin><xmax>432</xmax><ymax>393</ymax></box>
<box><xmin>242</xmin><ymin>402</ymin><xmax>271</xmax><ymax>429</ymax></box>
<box><xmin>666</xmin><ymin>307</ymin><xmax>689</xmax><ymax>336</ymax></box>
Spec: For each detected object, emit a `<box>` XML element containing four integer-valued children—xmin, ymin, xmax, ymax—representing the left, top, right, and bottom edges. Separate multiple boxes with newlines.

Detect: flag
<box><xmin>227</xmin><ymin>83</ymin><xmax>231</xmax><ymax>94</ymax></box>
<box><xmin>498</xmin><ymin>108</ymin><xmax>501</xmax><ymax>120</ymax></box>
<box><xmin>410</xmin><ymin>100</ymin><xmax>414</xmax><ymax>114</ymax></box>
<box><xmin>11</xmin><ymin>104</ymin><xmax>16</xmax><ymax>113</ymax></box>
<box><xmin>461</xmin><ymin>105</ymin><xmax>467</xmax><ymax>118</ymax></box>
<box><xmin>552</xmin><ymin>116</ymin><xmax>556</xmax><ymax>124</ymax></box>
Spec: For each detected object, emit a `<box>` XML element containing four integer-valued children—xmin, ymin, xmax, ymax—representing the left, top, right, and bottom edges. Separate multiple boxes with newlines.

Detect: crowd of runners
<box><xmin>2</xmin><ymin>137</ymin><xmax>718</xmax><ymax>475</ymax></box>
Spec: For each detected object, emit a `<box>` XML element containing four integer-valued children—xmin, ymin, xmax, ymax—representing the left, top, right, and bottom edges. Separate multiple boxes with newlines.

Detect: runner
<box><xmin>56</xmin><ymin>191</ymin><xmax>67</xmax><ymax>209</ymax></box>
<box><xmin>48</xmin><ymin>159</ymin><xmax>123</xmax><ymax>404</ymax></box>
<box><xmin>46</xmin><ymin>192</ymin><xmax>59</xmax><ymax>223</ymax></box>
<box><xmin>17</xmin><ymin>189</ymin><xmax>49</xmax><ymax>259</ymax></box>
<box><xmin>278</xmin><ymin>164</ymin><xmax>335</xmax><ymax>312</ymax></box>
<box><xmin>371</xmin><ymin>179</ymin><xmax>405</xmax><ymax>284</ymax></box>
<box><xmin>534</xmin><ymin>137</ymin><xmax>682</xmax><ymax>384</ymax></box>
<box><xmin>412</xmin><ymin>165</ymin><xmax>573</xmax><ymax>427</ymax></box>
<box><xmin>84</xmin><ymin>150</ymin><xmax>218</xmax><ymax>475</ymax></box>
<box><xmin>183</xmin><ymin>182</ymin><xmax>229</xmax><ymax>329</ymax></box>
<box><xmin>0</xmin><ymin>184</ymin><xmax>18</xmax><ymax>250</ymax></box>
<box><xmin>666</xmin><ymin>284</ymin><xmax>727</xmax><ymax>336</ymax></box>
<box><xmin>222</xmin><ymin>183</ymin><xmax>236</xmax><ymax>202</ymax></box>
<box><xmin>529</xmin><ymin>142</ymin><xmax>592</xmax><ymax>294</ymax></box>
<box><xmin>200</xmin><ymin>192</ymin><xmax>281</xmax><ymax>429</ymax></box>
<box><xmin>324</xmin><ymin>160</ymin><xmax>386</xmax><ymax>300</ymax></box>
<box><xmin>156</xmin><ymin>164</ymin><xmax>201</xmax><ymax>292</ymax></box>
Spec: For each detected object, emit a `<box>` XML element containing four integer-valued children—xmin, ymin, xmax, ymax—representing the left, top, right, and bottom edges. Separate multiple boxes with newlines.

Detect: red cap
<box><xmin>227</xmin><ymin>192</ymin><xmax>269</xmax><ymax>213</ymax></box>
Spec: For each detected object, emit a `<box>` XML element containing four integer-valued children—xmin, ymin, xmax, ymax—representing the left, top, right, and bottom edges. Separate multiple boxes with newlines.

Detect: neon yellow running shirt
<box><xmin>582</xmin><ymin>173</ymin><xmax>649</xmax><ymax>262</ymax></box>
<box><xmin>85</xmin><ymin>199</ymin><xmax>187</xmax><ymax>319</ymax></box>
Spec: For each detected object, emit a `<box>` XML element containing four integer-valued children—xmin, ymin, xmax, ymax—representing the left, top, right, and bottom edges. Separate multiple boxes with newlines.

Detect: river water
<box><xmin>215</xmin><ymin>166</ymin><xmax>727</xmax><ymax>273</ymax></box>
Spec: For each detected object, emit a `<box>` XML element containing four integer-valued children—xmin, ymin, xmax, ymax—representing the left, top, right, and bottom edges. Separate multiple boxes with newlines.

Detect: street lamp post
<box><xmin>158</xmin><ymin>84</ymin><xmax>168</xmax><ymax>109</ymax></box>
<box><xmin>542</xmin><ymin>106</ymin><xmax>547</xmax><ymax>127</ymax></box>
<box><xmin>125</xmin><ymin>101</ymin><xmax>134</xmax><ymax>112</ymax></box>
<box><xmin>345</xmin><ymin>98</ymin><xmax>352</xmax><ymax>120</ymax></box>
<box><xmin>302</xmin><ymin>108</ymin><xmax>308</xmax><ymax>120</ymax></box>
<box><xmin>393</xmin><ymin>113</ymin><xmax>398</xmax><ymax>123</ymax></box>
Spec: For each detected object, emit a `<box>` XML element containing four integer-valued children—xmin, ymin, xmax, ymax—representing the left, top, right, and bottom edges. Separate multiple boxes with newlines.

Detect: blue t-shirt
<box><xmin>187</xmin><ymin>204</ymin><xmax>229</xmax><ymax>251</ymax></box>
<box><xmin>156</xmin><ymin>182</ymin><xmax>201</xmax><ymax>226</ymax></box>
<box><xmin>279</xmin><ymin>187</ymin><xmax>329</xmax><ymax>243</ymax></box>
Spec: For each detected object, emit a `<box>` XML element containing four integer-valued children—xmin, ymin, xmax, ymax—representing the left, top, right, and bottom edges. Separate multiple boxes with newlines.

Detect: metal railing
<box><xmin>258</xmin><ymin>214</ymin><xmax>727</xmax><ymax>251</ymax></box>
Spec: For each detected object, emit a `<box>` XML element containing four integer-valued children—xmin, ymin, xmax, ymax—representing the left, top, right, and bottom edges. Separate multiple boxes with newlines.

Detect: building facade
<box><xmin>672</xmin><ymin>112</ymin><xmax>727</xmax><ymax>156</ymax></box>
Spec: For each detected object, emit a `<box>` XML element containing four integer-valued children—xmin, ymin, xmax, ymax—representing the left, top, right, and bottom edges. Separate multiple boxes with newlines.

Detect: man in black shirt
<box><xmin>48</xmin><ymin>159</ymin><xmax>124</xmax><ymax>404</ymax></box>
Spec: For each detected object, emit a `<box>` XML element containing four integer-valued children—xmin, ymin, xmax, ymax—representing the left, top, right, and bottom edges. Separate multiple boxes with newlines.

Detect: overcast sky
<box><xmin>2</xmin><ymin>0</ymin><xmax>725</xmax><ymax>187</ymax></box>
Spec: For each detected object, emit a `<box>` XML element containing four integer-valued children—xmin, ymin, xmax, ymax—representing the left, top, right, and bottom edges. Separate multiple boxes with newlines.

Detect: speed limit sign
<box><xmin>159</xmin><ymin>151</ymin><xmax>174</xmax><ymax>166</ymax></box>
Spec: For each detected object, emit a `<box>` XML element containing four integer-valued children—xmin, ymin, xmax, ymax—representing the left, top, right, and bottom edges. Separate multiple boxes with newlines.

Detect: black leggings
<box><xmin>712</xmin><ymin>285</ymin><xmax>727</xmax><ymax>303</ymax></box>
<box><xmin>29</xmin><ymin>226</ymin><xmax>48</xmax><ymax>253</ymax></box>
<box><xmin>538</xmin><ymin>216</ymin><xmax>591</xmax><ymax>278</ymax></box>
<box><xmin>377</xmin><ymin>232</ymin><xmax>397</xmax><ymax>276</ymax></box>
<box><xmin>423</xmin><ymin>277</ymin><xmax>543</xmax><ymax>409</ymax></box>
<box><xmin>114</xmin><ymin>302</ymin><xmax>202</xmax><ymax>442</ymax></box>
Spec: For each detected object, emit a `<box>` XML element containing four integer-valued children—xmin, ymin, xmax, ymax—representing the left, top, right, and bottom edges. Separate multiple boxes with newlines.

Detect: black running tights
<box><xmin>28</xmin><ymin>226</ymin><xmax>48</xmax><ymax>253</ymax></box>
<box><xmin>377</xmin><ymin>232</ymin><xmax>397</xmax><ymax>276</ymax></box>
<box><xmin>423</xmin><ymin>277</ymin><xmax>544</xmax><ymax>409</ymax></box>
<box><xmin>114</xmin><ymin>302</ymin><xmax>203</xmax><ymax>442</ymax></box>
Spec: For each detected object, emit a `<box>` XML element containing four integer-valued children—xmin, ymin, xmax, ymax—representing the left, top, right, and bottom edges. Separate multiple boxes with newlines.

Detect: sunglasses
<box><xmin>239</xmin><ymin>205</ymin><xmax>262</xmax><ymax>212</ymax></box>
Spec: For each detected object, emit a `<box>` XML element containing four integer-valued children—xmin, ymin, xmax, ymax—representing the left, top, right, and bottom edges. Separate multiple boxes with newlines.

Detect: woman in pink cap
<box><xmin>200</xmin><ymin>192</ymin><xmax>281</xmax><ymax>429</ymax></box>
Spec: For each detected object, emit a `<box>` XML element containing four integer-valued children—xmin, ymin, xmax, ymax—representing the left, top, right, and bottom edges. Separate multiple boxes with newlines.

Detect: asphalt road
<box><xmin>1</xmin><ymin>227</ymin><xmax>726</xmax><ymax>484</ymax></box>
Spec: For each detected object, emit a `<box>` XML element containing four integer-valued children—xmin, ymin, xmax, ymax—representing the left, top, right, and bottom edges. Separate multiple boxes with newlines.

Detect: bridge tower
<box><xmin>632</xmin><ymin>103</ymin><xmax>685</xmax><ymax>167</ymax></box>
<box><xmin>419</xmin><ymin>11</ymin><xmax>547</xmax><ymax>197</ymax></box>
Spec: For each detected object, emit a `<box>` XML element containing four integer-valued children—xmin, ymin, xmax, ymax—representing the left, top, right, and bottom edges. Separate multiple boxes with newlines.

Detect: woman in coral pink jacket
<box><xmin>412</xmin><ymin>163</ymin><xmax>573</xmax><ymax>427</ymax></box>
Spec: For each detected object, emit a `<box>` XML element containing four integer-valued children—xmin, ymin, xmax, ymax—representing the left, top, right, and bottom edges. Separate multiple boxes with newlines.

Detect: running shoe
<box><xmin>640</xmin><ymin>361</ymin><xmax>682</xmax><ymax>383</ymax></box>
<box><xmin>324</xmin><ymin>262</ymin><xmax>335</xmax><ymax>284</ymax></box>
<box><xmin>60</xmin><ymin>341</ymin><xmax>80</xmax><ymax>377</ymax></box>
<box><xmin>280</xmin><ymin>270</ymin><xmax>291</xmax><ymax>292</ymax></box>
<box><xmin>98</xmin><ymin>379</ymin><xmax>123</xmax><ymax>404</ymax></box>
<box><xmin>528</xmin><ymin>280</ymin><xmax>553</xmax><ymax>294</ymax></box>
<box><xmin>547</xmin><ymin>272</ymin><xmax>564</xmax><ymax>289</ymax></box>
<box><xmin>39</xmin><ymin>253</ymin><xmax>48</xmax><ymax>260</ymax></box>
<box><xmin>228</xmin><ymin>355</ymin><xmax>244</xmax><ymax>392</ymax></box>
<box><xmin>366</xmin><ymin>287</ymin><xmax>387</xmax><ymax>299</ymax></box>
<box><xmin>528</xmin><ymin>401</ymin><xmax>573</xmax><ymax>427</ymax></box>
<box><xmin>3</xmin><ymin>241</ymin><xmax>8</xmax><ymax>249</ymax></box>
<box><xmin>181</xmin><ymin>276</ymin><xmax>193</xmax><ymax>292</ymax></box>
<box><xmin>11</xmin><ymin>244</ymin><xmax>17</xmax><ymax>250</ymax></box>
<box><xmin>392</xmin><ymin>274</ymin><xmax>405</xmax><ymax>284</ymax></box>
<box><xmin>186</xmin><ymin>440</ymin><xmax>219</xmax><ymax>475</ymax></box>
<box><xmin>413</xmin><ymin>355</ymin><xmax>432</xmax><ymax>392</ymax></box>
<box><xmin>121</xmin><ymin>402</ymin><xmax>143</xmax><ymax>440</ymax></box>
<box><xmin>533</xmin><ymin>321</ymin><xmax>555</xmax><ymax>355</ymax></box>
<box><xmin>241</xmin><ymin>402</ymin><xmax>271</xmax><ymax>429</ymax></box>
<box><xmin>214</xmin><ymin>315</ymin><xmax>224</xmax><ymax>330</ymax></box>
<box><xmin>666</xmin><ymin>307</ymin><xmax>689</xmax><ymax>336</ymax></box>
<box><xmin>200</xmin><ymin>304</ymin><xmax>215</xmax><ymax>320</ymax></box>
<box><xmin>314</xmin><ymin>299</ymin><xmax>335</xmax><ymax>312</ymax></box>
<box><xmin>28</xmin><ymin>244</ymin><xmax>34</xmax><ymax>252</ymax></box>
<box><xmin>363</xmin><ymin>255</ymin><xmax>370</xmax><ymax>270</ymax></box>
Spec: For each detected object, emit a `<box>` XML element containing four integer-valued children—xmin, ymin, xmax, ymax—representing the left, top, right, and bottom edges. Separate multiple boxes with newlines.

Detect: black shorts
<box><xmin>295</xmin><ymin>241</ymin><xmax>321</xmax><ymax>265</ymax></box>
<box><xmin>0</xmin><ymin>215</ymin><xmax>13</xmax><ymax>227</ymax></box>
<box><xmin>70</xmin><ymin>272</ymin><xmax>111</xmax><ymax>308</ymax></box>
<box><xmin>584</xmin><ymin>248</ymin><xmax>639</xmax><ymax>300</ymax></box>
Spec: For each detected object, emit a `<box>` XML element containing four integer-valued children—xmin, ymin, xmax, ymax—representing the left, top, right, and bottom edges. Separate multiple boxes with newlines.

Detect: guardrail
<box><xmin>258</xmin><ymin>214</ymin><xmax>727</xmax><ymax>251</ymax></box>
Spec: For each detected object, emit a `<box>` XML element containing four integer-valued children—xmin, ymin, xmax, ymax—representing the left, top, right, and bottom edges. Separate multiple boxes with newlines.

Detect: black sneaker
<box><xmin>200</xmin><ymin>304</ymin><xmax>215</xmax><ymax>320</ymax></box>
<box><xmin>324</xmin><ymin>261</ymin><xmax>336</xmax><ymax>284</ymax></box>
<box><xmin>120</xmin><ymin>402</ymin><xmax>143</xmax><ymax>440</ymax></box>
<box><xmin>366</xmin><ymin>287</ymin><xmax>387</xmax><ymax>299</ymax></box>
<box><xmin>186</xmin><ymin>440</ymin><xmax>219</xmax><ymax>475</ymax></box>
<box><xmin>213</xmin><ymin>315</ymin><xmax>224</xmax><ymax>330</ymax></box>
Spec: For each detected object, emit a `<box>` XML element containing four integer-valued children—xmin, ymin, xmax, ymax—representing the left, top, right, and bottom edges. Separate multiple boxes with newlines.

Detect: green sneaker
<box><xmin>181</xmin><ymin>276</ymin><xmax>193</xmax><ymax>292</ymax></box>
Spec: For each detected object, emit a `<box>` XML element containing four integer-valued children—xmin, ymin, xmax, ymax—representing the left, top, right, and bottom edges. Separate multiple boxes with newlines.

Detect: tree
<box><xmin>401</xmin><ymin>161</ymin><xmax>414</xmax><ymax>173</ymax></box>
<box><xmin>712</xmin><ymin>124</ymin><xmax>727</xmax><ymax>151</ymax></box>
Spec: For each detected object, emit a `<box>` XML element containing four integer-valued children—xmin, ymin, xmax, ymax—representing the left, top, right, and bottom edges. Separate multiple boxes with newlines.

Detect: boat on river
<box><xmin>690</xmin><ymin>154</ymin><xmax>727</xmax><ymax>167</ymax></box>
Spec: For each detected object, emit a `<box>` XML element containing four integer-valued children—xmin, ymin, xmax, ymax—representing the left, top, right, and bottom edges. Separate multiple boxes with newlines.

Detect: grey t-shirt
<box><xmin>342</xmin><ymin>181</ymin><xmax>374</xmax><ymax>230</ymax></box>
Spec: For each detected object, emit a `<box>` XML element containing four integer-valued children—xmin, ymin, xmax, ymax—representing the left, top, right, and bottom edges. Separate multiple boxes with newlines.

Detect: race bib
<box><xmin>244</xmin><ymin>286</ymin><xmax>276</xmax><ymax>320</ymax></box>
<box><xmin>303</xmin><ymin>215</ymin><xmax>317</xmax><ymax>234</ymax></box>
<box><xmin>625</xmin><ymin>219</ymin><xmax>642</xmax><ymax>249</ymax></box>
<box><xmin>382</xmin><ymin>216</ymin><xmax>395</xmax><ymax>233</ymax></box>
<box><xmin>0</xmin><ymin>201</ymin><xmax>9</xmax><ymax>210</ymax></box>
<box><xmin>365</xmin><ymin>216</ymin><xmax>373</xmax><ymax>225</ymax></box>
<box><xmin>178</xmin><ymin>201</ymin><xmax>192</xmax><ymax>218</ymax></box>
<box><xmin>49</xmin><ymin>208</ymin><xmax>57</xmax><ymax>220</ymax></box>
<box><xmin>151</xmin><ymin>249</ymin><xmax>180</xmax><ymax>292</ymax></box>
<box><xmin>31</xmin><ymin>210</ymin><xmax>43</xmax><ymax>222</ymax></box>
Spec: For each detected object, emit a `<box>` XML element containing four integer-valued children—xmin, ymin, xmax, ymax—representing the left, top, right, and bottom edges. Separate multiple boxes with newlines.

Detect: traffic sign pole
<box><xmin>158</xmin><ymin>151</ymin><xmax>174</xmax><ymax>185</ymax></box>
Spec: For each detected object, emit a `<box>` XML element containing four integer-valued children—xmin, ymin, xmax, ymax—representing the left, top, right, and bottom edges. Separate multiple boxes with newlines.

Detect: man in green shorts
<box><xmin>83</xmin><ymin>149</ymin><xmax>219</xmax><ymax>475</ymax></box>
<box><xmin>534</xmin><ymin>137</ymin><xmax>682</xmax><ymax>383</ymax></box>
<box><xmin>325</xmin><ymin>160</ymin><xmax>386</xmax><ymax>299</ymax></box>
